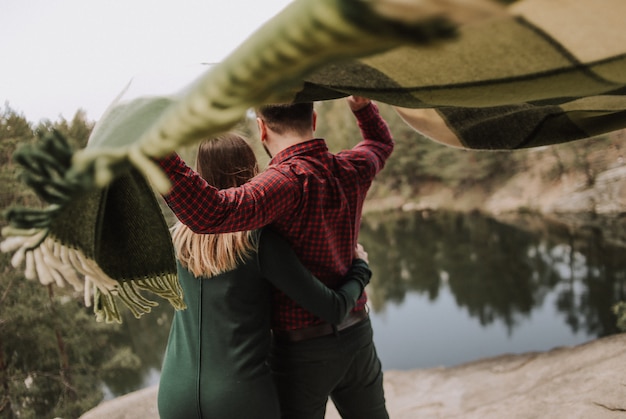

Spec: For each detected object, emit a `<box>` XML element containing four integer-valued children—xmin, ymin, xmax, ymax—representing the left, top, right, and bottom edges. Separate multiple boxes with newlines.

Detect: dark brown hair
<box><xmin>196</xmin><ymin>132</ymin><xmax>259</xmax><ymax>188</ymax></box>
<box><xmin>256</xmin><ymin>102</ymin><xmax>314</xmax><ymax>136</ymax></box>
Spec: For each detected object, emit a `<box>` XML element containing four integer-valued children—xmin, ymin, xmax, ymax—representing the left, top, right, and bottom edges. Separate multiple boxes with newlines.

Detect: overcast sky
<box><xmin>1</xmin><ymin>0</ymin><xmax>292</xmax><ymax>123</ymax></box>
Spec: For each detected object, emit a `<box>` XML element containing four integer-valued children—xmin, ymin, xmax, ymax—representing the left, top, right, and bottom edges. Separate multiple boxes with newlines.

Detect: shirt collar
<box><xmin>269</xmin><ymin>138</ymin><xmax>328</xmax><ymax>165</ymax></box>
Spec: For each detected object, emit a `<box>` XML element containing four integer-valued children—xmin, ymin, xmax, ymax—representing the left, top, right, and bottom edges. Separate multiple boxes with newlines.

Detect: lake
<box><xmin>104</xmin><ymin>210</ymin><xmax>624</xmax><ymax>398</ymax></box>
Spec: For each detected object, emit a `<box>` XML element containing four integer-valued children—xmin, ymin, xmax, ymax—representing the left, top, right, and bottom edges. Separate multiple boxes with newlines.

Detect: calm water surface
<box><xmin>106</xmin><ymin>210</ymin><xmax>625</xmax><ymax>397</ymax></box>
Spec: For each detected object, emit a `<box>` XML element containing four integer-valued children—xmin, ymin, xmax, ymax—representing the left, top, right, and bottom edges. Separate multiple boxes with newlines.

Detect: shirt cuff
<box><xmin>156</xmin><ymin>153</ymin><xmax>183</xmax><ymax>170</ymax></box>
<box><xmin>352</xmin><ymin>101</ymin><xmax>380</xmax><ymax>122</ymax></box>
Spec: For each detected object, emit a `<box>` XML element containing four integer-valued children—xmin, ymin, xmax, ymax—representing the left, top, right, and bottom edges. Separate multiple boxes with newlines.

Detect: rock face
<box><xmin>81</xmin><ymin>333</ymin><xmax>626</xmax><ymax>419</ymax></box>
<box><xmin>484</xmin><ymin>165</ymin><xmax>626</xmax><ymax>216</ymax></box>
<box><xmin>364</xmin><ymin>148</ymin><xmax>626</xmax><ymax>218</ymax></box>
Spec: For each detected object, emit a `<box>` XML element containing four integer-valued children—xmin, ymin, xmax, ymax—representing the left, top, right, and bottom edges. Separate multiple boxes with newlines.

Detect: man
<box><xmin>158</xmin><ymin>96</ymin><xmax>394</xmax><ymax>418</ymax></box>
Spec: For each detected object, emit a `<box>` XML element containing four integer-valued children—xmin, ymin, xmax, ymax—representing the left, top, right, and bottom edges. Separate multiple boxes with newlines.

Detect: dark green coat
<box><xmin>157</xmin><ymin>229</ymin><xmax>369</xmax><ymax>418</ymax></box>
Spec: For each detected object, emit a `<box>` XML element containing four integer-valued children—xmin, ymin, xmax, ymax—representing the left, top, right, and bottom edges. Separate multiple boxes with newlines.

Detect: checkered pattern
<box><xmin>160</xmin><ymin>103</ymin><xmax>393</xmax><ymax>330</ymax></box>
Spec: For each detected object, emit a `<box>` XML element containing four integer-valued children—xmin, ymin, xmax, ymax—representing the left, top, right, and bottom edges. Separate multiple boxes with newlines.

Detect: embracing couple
<box><xmin>156</xmin><ymin>96</ymin><xmax>394</xmax><ymax>419</ymax></box>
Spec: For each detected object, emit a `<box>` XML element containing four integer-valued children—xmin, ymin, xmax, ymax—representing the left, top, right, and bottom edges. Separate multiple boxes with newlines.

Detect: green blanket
<box><xmin>3</xmin><ymin>0</ymin><xmax>626</xmax><ymax>322</ymax></box>
<box><xmin>300</xmin><ymin>0</ymin><xmax>626</xmax><ymax>149</ymax></box>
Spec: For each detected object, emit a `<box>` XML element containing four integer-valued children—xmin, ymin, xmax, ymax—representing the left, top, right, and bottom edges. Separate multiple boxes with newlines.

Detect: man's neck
<box><xmin>268</xmin><ymin>133</ymin><xmax>314</xmax><ymax>157</ymax></box>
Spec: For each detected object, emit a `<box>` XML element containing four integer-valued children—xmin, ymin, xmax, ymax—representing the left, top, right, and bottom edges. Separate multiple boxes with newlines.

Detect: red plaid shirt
<box><xmin>159</xmin><ymin>102</ymin><xmax>394</xmax><ymax>330</ymax></box>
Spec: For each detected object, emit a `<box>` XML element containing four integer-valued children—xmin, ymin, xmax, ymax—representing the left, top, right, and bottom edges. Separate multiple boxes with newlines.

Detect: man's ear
<box><xmin>312</xmin><ymin>110</ymin><xmax>317</xmax><ymax>132</ymax></box>
<box><xmin>256</xmin><ymin>117</ymin><xmax>267</xmax><ymax>141</ymax></box>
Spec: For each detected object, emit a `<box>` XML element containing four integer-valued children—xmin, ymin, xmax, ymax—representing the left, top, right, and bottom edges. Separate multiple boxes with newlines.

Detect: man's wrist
<box><xmin>352</xmin><ymin>101</ymin><xmax>373</xmax><ymax>115</ymax></box>
<box><xmin>353</xmin><ymin>101</ymin><xmax>381</xmax><ymax>122</ymax></box>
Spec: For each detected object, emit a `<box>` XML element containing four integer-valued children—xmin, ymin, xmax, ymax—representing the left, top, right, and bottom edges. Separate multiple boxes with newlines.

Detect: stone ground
<box><xmin>80</xmin><ymin>333</ymin><xmax>626</xmax><ymax>419</ymax></box>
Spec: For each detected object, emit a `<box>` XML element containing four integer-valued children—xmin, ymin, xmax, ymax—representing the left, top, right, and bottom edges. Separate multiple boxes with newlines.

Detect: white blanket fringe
<box><xmin>1</xmin><ymin>229</ymin><xmax>185</xmax><ymax>323</ymax></box>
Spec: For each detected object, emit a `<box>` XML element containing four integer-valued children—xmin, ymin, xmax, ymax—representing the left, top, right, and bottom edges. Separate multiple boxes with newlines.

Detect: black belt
<box><xmin>273</xmin><ymin>309</ymin><xmax>368</xmax><ymax>343</ymax></box>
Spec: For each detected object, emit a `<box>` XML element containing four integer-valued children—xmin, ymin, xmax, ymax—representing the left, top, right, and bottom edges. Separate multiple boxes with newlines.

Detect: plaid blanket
<box><xmin>3</xmin><ymin>0</ymin><xmax>626</xmax><ymax>322</ymax></box>
<box><xmin>298</xmin><ymin>0</ymin><xmax>626</xmax><ymax>149</ymax></box>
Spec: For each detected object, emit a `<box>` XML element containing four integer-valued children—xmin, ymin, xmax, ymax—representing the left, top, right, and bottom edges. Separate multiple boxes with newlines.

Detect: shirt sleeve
<box><xmin>157</xmin><ymin>153</ymin><xmax>300</xmax><ymax>233</ymax></box>
<box><xmin>342</xmin><ymin>101</ymin><xmax>395</xmax><ymax>179</ymax></box>
<box><xmin>257</xmin><ymin>228</ymin><xmax>371</xmax><ymax>325</ymax></box>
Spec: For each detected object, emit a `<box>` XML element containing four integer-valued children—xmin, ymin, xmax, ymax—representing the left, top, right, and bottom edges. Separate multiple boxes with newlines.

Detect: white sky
<box><xmin>1</xmin><ymin>0</ymin><xmax>293</xmax><ymax>123</ymax></box>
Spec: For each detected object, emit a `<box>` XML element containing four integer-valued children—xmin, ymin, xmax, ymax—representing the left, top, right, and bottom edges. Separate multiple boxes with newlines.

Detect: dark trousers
<box><xmin>269</xmin><ymin>318</ymin><xmax>388</xmax><ymax>419</ymax></box>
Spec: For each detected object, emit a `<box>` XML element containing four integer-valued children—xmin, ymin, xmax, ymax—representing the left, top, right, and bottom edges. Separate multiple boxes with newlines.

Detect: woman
<box><xmin>157</xmin><ymin>133</ymin><xmax>371</xmax><ymax>418</ymax></box>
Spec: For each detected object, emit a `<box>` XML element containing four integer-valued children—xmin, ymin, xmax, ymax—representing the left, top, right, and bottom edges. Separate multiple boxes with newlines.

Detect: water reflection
<box><xmin>106</xmin><ymin>210</ymin><xmax>624</xmax><ymax>394</ymax></box>
<box><xmin>359</xmin><ymin>210</ymin><xmax>623</xmax><ymax>369</ymax></box>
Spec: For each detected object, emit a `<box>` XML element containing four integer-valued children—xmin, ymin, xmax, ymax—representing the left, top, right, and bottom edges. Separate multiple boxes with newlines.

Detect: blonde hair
<box><xmin>172</xmin><ymin>133</ymin><xmax>259</xmax><ymax>278</ymax></box>
<box><xmin>172</xmin><ymin>224</ymin><xmax>256</xmax><ymax>277</ymax></box>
